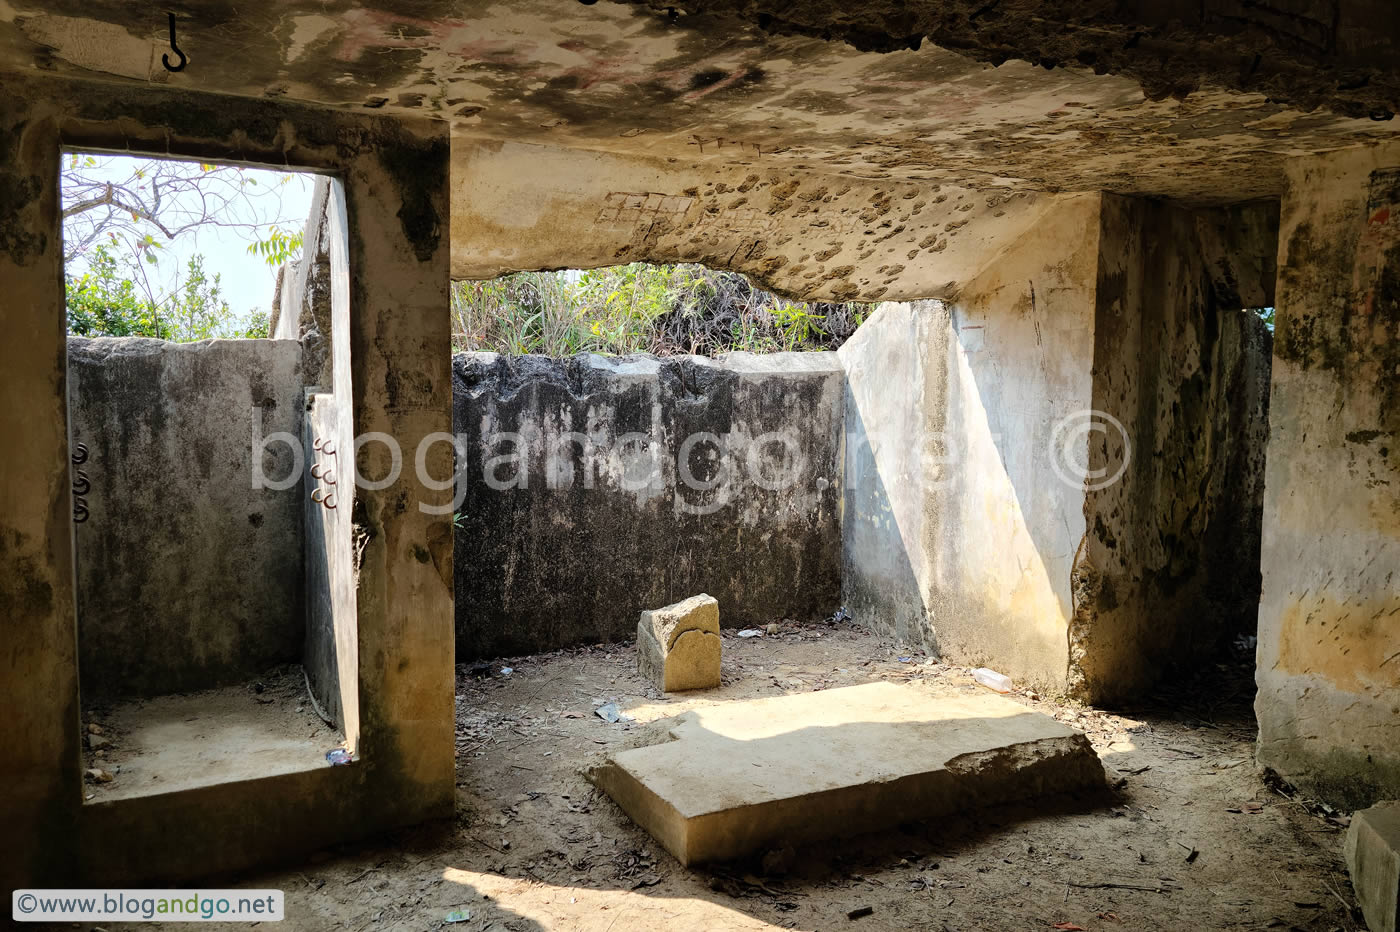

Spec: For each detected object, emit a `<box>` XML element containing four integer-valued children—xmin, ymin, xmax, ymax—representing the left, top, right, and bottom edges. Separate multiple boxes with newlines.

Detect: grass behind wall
<box><xmin>452</xmin><ymin>264</ymin><xmax>870</xmax><ymax>357</ymax></box>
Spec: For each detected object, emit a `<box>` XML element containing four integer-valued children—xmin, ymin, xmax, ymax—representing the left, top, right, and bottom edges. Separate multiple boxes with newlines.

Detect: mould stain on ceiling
<box><xmin>0</xmin><ymin>0</ymin><xmax>1396</xmax><ymax>206</ymax></box>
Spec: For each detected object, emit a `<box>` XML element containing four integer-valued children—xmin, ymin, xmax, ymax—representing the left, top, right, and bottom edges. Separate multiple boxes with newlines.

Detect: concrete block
<box><xmin>588</xmin><ymin>682</ymin><xmax>1105</xmax><ymax>865</ymax></box>
<box><xmin>637</xmin><ymin>594</ymin><xmax>721</xmax><ymax>692</ymax></box>
<box><xmin>1346</xmin><ymin>801</ymin><xmax>1400</xmax><ymax>932</ymax></box>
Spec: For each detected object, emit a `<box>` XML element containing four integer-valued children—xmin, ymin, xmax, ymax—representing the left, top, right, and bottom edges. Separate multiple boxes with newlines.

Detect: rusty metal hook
<box><xmin>162</xmin><ymin>12</ymin><xmax>187</xmax><ymax>72</ymax></box>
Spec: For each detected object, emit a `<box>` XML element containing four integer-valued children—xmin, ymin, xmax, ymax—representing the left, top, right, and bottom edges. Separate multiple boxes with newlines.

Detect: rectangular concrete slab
<box><xmin>1346</xmin><ymin>801</ymin><xmax>1400</xmax><ymax>932</ymax></box>
<box><xmin>587</xmin><ymin>682</ymin><xmax>1104</xmax><ymax>865</ymax></box>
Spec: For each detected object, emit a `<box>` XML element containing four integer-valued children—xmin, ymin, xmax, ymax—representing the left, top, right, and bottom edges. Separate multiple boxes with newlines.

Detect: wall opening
<box><xmin>451</xmin><ymin>263</ymin><xmax>872</xmax><ymax>357</ymax></box>
<box><xmin>60</xmin><ymin>152</ymin><xmax>359</xmax><ymax>802</ymax></box>
<box><xmin>449</xmin><ymin>263</ymin><xmax>862</xmax><ymax>661</ymax></box>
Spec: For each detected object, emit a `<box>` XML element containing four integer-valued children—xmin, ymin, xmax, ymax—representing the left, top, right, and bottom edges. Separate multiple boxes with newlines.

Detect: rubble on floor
<box><xmin>636</xmin><ymin>593</ymin><xmax>722</xmax><ymax>692</ymax></box>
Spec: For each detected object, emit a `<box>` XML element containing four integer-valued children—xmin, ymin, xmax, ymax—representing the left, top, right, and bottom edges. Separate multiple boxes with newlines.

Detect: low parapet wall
<box><xmin>452</xmin><ymin>351</ymin><xmax>844</xmax><ymax>659</ymax></box>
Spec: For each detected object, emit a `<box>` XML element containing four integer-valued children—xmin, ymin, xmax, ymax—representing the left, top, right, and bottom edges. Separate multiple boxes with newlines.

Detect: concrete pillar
<box><xmin>1256</xmin><ymin>143</ymin><xmax>1400</xmax><ymax>809</ymax></box>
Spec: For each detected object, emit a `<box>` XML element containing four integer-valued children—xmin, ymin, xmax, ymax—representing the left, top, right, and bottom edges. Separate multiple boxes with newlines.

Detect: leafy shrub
<box><xmin>452</xmin><ymin>264</ymin><xmax>870</xmax><ymax>357</ymax></box>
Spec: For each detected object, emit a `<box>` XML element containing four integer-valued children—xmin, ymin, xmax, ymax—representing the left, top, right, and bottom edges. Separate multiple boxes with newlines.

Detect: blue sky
<box><xmin>61</xmin><ymin>153</ymin><xmax>317</xmax><ymax>328</ymax></box>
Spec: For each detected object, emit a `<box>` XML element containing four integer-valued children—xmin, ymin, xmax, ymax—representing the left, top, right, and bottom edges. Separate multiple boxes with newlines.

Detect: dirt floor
<box><xmin>92</xmin><ymin>621</ymin><xmax>1365</xmax><ymax>931</ymax></box>
<box><xmin>81</xmin><ymin>666</ymin><xmax>344</xmax><ymax>802</ymax></box>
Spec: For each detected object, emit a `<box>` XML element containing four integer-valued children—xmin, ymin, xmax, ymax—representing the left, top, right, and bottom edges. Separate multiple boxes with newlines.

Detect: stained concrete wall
<box><xmin>839</xmin><ymin>301</ymin><xmax>937</xmax><ymax>646</ymax></box>
<box><xmin>1074</xmin><ymin>197</ymin><xmax>1275</xmax><ymax>701</ymax></box>
<box><xmin>453</xmin><ymin>351</ymin><xmax>843</xmax><ymax>659</ymax></box>
<box><xmin>270</xmin><ymin>176</ymin><xmax>334</xmax><ymax>390</ymax></box>
<box><xmin>1256</xmin><ymin>143</ymin><xmax>1400</xmax><ymax>809</ymax></box>
<box><xmin>840</xmin><ymin>194</ymin><xmax>1100</xmax><ymax>691</ymax></box>
<box><xmin>66</xmin><ymin>337</ymin><xmax>304</xmax><ymax>699</ymax></box>
<box><xmin>1</xmin><ymin>74</ymin><xmax>453</xmax><ymax>889</ymax></box>
<box><xmin>303</xmin><ymin>393</ymin><xmax>358</xmax><ymax>746</ymax></box>
<box><xmin>841</xmin><ymin>194</ymin><xmax>1275</xmax><ymax>699</ymax></box>
<box><xmin>298</xmin><ymin>175</ymin><xmax>360</xmax><ymax>747</ymax></box>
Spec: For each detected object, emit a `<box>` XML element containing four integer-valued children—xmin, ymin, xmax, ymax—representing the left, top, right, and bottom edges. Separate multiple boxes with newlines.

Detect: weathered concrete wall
<box><xmin>1073</xmin><ymin>197</ymin><xmax>1276</xmax><ymax>702</ymax></box>
<box><xmin>300</xmin><ymin>176</ymin><xmax>361</xmax><ymax>748</ymax></box>
<box><xmin>841</xmin><ymin>194</ymin><xmax>1275</xmax><ymax>699</ymax></box>
<box><xmin>838</xmin><ymin>301</ymin><xmax>935</xmax><ymax>646</ymax></box>
<box><xmin>928</xmin><ymin>195</ymin><xmax>1102</xmax><ymax>690</ymax></box>
<box><xmin>0</xmin><ymin>74</ymin><xmax>453</xmax><ymax>890</ymax></box>
<box><xmin>453</xmin><ymin>351</ymin><xmax>843</xmax><ymax>659</ymax></box>
<box><xmin>1257</xmin><ymin>143</ymin><xmax>1400</xmax><ymax>809</ymax></box>
<box><xmin>302</xmin><ymin>391</ymin><xmax>359</xmax><ymax>747</ymax></box>
<box><xmin>840</xmin><ymin>194</ymin><xmax>1100</xmax><ymax>692</ymax></box>
<box><xmin>270</xmin><ymin>176</ymin><xmax>334</xmax><ymax>390</ymax></box>
<box><xmin>66</xmin><ymin>337</ymin><xmax>305</xmax><ymax>699</ymax></box>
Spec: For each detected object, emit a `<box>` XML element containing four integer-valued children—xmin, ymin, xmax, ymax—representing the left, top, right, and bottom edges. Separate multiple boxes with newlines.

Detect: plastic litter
<box><xmin>500</xmin><ymin>666</ymin><xmax>514</xmax><ymax>676</ymax></box>
<box><xmin>972</xmin><ymin>668</ymin><xmax>1013</xmax><ymax>693</ymax></box>
<box><xmin>444</xmin><ymin>909</ymin><xmax>471</xmax><ymax>923</ymax></box>
<box><xmin>737</xmin><ymin>628</ymin><xmax>764</xmax><ymax>638</ymax></box>
<box><xmin>595</xmin><ymin>702</ymin><xmax>633</xmax><ymax>724</ymax></box>
<box><xmin>325</xmin><ymin>748</ymin><xmax>353</xmax><ymax>765</ymax></box>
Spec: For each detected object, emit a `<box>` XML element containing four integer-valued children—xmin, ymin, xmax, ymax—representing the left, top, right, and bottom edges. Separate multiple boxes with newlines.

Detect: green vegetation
<box><xmin>452</xmin><ymin>264</ymin><xmax>870</xmax><ymax>357</ymax></box>
<box><xmin>62</xmin><ymin>153</ymin><xmax>307</xmax><ymax>342</ymax></box>
<box><xmin>66</xmin><ymin>243</ymin><xmax>269</xmax><ymax>341</ymax></box>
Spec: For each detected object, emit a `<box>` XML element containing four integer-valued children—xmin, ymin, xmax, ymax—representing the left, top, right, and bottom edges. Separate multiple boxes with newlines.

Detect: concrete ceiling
<box><xmin>3</xmin><ymin>0</ymin><xmax>1398</xmax><ymax>207</ymax></box>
